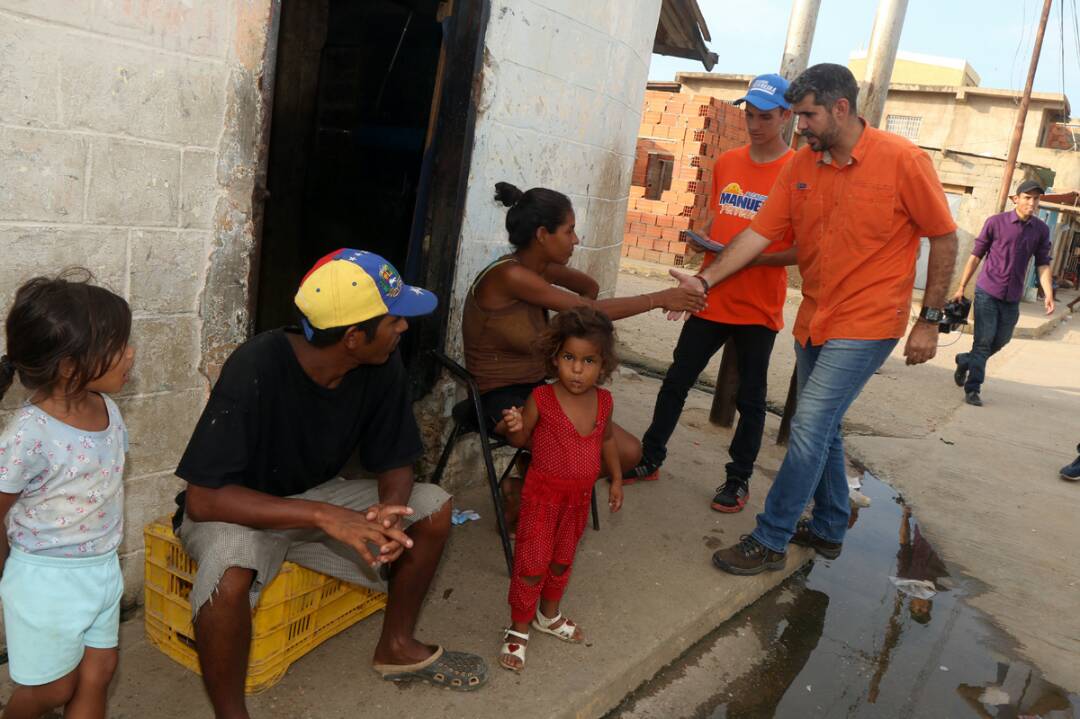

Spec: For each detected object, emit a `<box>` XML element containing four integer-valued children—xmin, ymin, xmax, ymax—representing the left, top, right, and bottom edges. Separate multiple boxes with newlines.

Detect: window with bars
<box><xmin>886</xmin><ymin>114</ymin><xmax>922</xmax><ymax>141</ymax></box>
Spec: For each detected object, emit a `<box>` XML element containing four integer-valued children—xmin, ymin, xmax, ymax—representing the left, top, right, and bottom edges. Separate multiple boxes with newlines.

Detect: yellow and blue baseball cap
<box><xmin>294</xmin><ymin>248</ymin><xmax>437</xmax><ymax>339</ymax></box>
<box><xmin>733</xmin><ymin>73</ymin><xmax>791</xmax><ymax>111</ymax></box>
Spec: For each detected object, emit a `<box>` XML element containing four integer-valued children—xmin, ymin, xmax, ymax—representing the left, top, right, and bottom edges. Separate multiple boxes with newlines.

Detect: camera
<box><xmin>938</xmin><ymin>297</ymin><xmax>971</xmax><ymax>334</ymax></box>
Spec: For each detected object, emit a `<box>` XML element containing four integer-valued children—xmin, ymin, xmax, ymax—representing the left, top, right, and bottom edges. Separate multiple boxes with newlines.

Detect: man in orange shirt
<box><xmin>624</xmin><ymin>73</ymin><xmax>796</xmax><ymax>515</ymax></box>
<box><xmin>673</xmin><ymin>64</ymin><xmax>958</xmax><ymax>575</ymax></box>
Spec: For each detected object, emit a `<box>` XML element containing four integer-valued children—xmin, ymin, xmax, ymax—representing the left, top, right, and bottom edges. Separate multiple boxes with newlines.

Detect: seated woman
<box><xmin>462</xmin><ymin>182</ymin><xmax>706</xmax><ymax>521</ymax></box>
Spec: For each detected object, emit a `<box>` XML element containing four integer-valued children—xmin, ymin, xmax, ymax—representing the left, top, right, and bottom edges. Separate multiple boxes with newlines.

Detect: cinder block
<box><xmin>627</xmin><ymin>246</ymin><xmax>645</xmax><ymax>260</ymax></box>
<box><xmin>579</xmin><ymin>196</ymin><xmax>623</xmax><ymax>248</ymax></box>
<box><xmin>656</xmin><ymin>215</ymin><xmax>674</xmax><ymax>228</ymax></box>
<box><xmin>117</xmin><ymin>388</ymin><xmax>204</xmax><ymax>478</ymax></box>
<box><xmin>644</xmin><ymin>249</ymin><xmax>661</xmax><ymax>263</ymax></box>
<box><xmin>129</xmin><ymin>229</ymin><xmax>207</xmax><ymax>314</ymax></box>
<box><xmin>0</xmin><ymin>227</ymin><xmax>127</xmax><ymax>312</ymax></box>
<box><xmin>86</xmin><ymin>139</ymin><xmax>180</xmax><ymax>226</ymax></box>
<box><xmin>119</xmin><ymin>549</ymin><xmax>144</xmax><ymax>607</ymax></box>
<box><xmin>61</xmin><ymin>34</ymin><xmax>226</xmax><ymax>147</ymax></box>
<box><xmin>0</xmin><ymin>127</ymin><xmax>87</xmax><ymax>222</ymax></box>
<box><xmin>0</xmin><ymin>18</ymin><xmax>62</xmax><ymax>126</ymax></box>
<box><xmin>1</xmin><ymin>0</ymin><xmax>93</xmax><ymax>25</ymax></box>
<box><xmin>644</xmin><ymin>224</ymin><xmax>662</xmax><ymax>238</ymax></box>
<box><xmin>571</xmin><ymin>242</ymin><xmax>622</xmax><ymax>297</ymax></box>
<box><xmin>119</xmin><ymin>471</ymin><xmax>186</xmax><ymax>556</ymax></box>
<box><xmin>180</xmin><ymin>150</ymin><xmax>219</xmax><ymax>229</ymax></box>
<box><xmin>124</xmin><ymin>316</ymin><xmax>203</xmax><ymax>397</ymax></box>
<box><xmin>90</xmin><ymin>0</ymin><xmax>231</xmax><ymax>57</ymax></box>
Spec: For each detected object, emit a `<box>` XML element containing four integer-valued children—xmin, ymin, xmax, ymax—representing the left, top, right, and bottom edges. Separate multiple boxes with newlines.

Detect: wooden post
<box><xmin>995</xmin><ymin>0</ymin><xmax>1054</xmax><ymax>213</ymax></box>
<box><xmin>709</xmin><ymin>339</ymin><xmax>739</xmax><ymax>427</ymax></box>
<box><xmin>777</xmin><ymin>366</ymin><xmax>798</xmax><ymax>445</ymax></box>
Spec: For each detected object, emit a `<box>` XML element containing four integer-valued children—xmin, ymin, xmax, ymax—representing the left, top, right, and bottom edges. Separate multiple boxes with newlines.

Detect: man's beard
<box><xmin>802</xmin><ymin>120</ymin><xmax>839</xmax><ymax>151</ymax></box>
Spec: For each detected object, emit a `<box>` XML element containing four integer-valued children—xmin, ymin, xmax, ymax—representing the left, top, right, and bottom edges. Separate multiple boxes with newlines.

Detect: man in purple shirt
<box><xmin>951</xmin><ymin>179</ymin><xmax>1054</xmax><ymax>406</ymax></box>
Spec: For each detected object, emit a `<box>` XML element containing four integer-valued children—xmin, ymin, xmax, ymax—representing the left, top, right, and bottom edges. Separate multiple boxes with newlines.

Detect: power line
<box><xmin>1009</xmin><ymin>0</ymin><xmax>1033</xmax><ymax>103</ymax></box>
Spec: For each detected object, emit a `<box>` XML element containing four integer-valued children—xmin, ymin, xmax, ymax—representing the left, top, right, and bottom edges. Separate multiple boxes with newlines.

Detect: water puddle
<box><xmin>609</xmin><ymin>473</ymin><xmax>1079</xmax><ymax>718</ymax></box>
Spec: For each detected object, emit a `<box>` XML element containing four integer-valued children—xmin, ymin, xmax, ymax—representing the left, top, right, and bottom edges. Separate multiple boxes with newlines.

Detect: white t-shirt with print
<box><xmin>0</xmin><ymin>395</ymin><xmax>126</xmax><ymax>557</ymax></box>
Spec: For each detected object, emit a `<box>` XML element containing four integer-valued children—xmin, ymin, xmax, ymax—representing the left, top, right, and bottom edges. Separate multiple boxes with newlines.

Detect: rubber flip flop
<box><xmin>374</xmin><ymin>646</ymin><xmax>488</xmax><ymax>691</ymax></box>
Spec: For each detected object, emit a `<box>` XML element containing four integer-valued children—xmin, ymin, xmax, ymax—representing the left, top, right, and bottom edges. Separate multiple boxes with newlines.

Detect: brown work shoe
<box><xmin>711</xmin><ymin>535</ymin><xmax>786</xmax><ymax>576</ymax></box>
<box><xmin>790</xmin><ymin>518</ymin><xmax>843</xmax><ymax>560</ymax></box>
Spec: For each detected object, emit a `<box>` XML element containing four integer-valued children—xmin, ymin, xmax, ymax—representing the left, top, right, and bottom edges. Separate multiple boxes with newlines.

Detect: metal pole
<box><xmin>996</xmin><ymin>0</ymin><xmax>1054</xmax><ymax>213</ymax></box>
<box><xmin>779</xmin><ymin>0</ymin><xmax>822</xmax><ymax>143</ymax></box>
<box><xmin>858</xmin><ymin>0</ymin><xmax>909</xmax><ymax>129</ymax></box>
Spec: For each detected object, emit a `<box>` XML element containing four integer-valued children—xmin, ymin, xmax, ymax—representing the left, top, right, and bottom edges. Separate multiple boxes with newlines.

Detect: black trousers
<box><xmin>642</xmin><ymin>316</ymin><xmax>777</xmax><ymax>481</ymax></box>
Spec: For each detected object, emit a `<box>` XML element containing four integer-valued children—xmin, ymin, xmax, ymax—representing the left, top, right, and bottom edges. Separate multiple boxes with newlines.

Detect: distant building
<box><xmin>648</xmin><ymin>53</ymin><xmax>1079</xmax><ymax>294</ymax></box>
<box><xmin>848</xmin><ymin>49</ymin><xmax>980</xmax><ymax>88</ymax></box>
<box><xmin>667</xmin><ymin>52</ymin><xmax>1076</xmax><ymax>191</ymax></box>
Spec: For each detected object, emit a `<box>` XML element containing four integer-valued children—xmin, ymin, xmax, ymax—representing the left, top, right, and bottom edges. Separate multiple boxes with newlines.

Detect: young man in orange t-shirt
<box><xmin>624</xmin><ymin>73</ymin><xmax>796</xmax><ymax>513</ymax></box>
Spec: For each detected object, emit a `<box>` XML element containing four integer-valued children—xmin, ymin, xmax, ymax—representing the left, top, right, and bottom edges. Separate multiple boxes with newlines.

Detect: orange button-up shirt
<box><xmin>751</xmin><ymin>124</ymin><xmax>957</xmax><ymax>345</ymax></box>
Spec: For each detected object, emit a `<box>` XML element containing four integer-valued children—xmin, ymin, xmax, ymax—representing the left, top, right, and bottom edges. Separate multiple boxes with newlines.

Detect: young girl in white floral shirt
<box><xmin>0</xmin><ymin>271</ymin><xmax>134</xmax><ymax>719</ymax></box>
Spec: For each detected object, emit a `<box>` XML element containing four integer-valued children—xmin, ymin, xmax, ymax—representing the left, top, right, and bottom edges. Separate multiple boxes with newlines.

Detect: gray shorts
<box><xmin>177</xmin><ymin>478</ymin><xmax>450</xmax><ymax>617</ymax></box>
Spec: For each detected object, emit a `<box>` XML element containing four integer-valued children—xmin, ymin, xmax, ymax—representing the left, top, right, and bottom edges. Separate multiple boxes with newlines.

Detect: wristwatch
<box><xmin>918</xmin><ymin>306</ymin><xmax>944</xmax><ymax>323</ymax></box>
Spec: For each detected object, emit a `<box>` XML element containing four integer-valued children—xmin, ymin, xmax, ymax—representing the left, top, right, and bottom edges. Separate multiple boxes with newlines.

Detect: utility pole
<box><xmin>779</xmin><ymin>0</ymin><xmax>822</xmax><ymax>143</ymax></box>
<box><xmin>858</xmin><ymin>0</ymin><xmax>909</xmax><ymax>128</ymax></box>
<box><xmin>996</xmin><ymin>0</ymin><xmax>1054</xmax><ymax>212</ymax></box>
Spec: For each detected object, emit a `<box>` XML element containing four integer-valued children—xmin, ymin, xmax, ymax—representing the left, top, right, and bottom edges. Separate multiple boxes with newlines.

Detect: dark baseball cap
<box><xmin>1014</xmin><ymin>179</ymin><xmax>1045</xmax><ymax>196</ymax></box>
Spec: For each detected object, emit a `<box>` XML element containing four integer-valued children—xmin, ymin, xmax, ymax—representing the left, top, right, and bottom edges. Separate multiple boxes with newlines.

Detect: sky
<box><xmin>649</xmin><ymin>0</ymin><xmax>1080</xmax><ymax>113</ymax></box>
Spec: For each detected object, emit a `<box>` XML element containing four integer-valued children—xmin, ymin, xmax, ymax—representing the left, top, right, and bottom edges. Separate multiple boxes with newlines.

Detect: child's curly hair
<box><xmin>535</xmin><ymin>307</ymin><xmax>619</xmax><ymax>384</ymax></box>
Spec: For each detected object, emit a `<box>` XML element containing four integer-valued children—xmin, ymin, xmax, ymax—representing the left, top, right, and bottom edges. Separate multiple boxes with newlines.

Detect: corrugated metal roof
<box><xmin>653</xmin><ymin>0</ymin><xmax>717</xmax><ymax>71</ymax></box>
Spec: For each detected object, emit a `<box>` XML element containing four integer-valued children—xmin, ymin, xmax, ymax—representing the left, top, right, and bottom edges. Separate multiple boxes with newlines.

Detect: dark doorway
<box><xmin>257</xmin><ymin>0</ymin><xmax>443</xmax><ymax>332</ymax></box>
<box><xmin>255</xmin><ymin>0</ymin><xmax>490</xmax><ymax>399</ymax></box>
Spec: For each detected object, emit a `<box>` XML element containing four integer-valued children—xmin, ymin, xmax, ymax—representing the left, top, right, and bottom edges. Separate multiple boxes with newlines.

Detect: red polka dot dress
<box><xmin>508</xmin><ymin>383</ymin><xmax>612</xmax><ymax>623</ymax></box>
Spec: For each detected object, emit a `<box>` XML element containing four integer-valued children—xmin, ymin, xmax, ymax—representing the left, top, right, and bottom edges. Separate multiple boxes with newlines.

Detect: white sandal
<box><xmin>530</xmin><ymin>610</ymin><xmax>583</xmax><ymax>643</ymax></box>
<box><xmin>499</xmin><ymin>629</ymin><xmax>529</xmax><ymax>672</ymax></box>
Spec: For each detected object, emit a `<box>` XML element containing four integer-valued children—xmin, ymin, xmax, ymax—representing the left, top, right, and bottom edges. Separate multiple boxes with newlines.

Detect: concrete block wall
<box><xmin>925</xmin><ymin>150</ymin><xmax>1044</xmax><ymax>278</ymax></box>
<box><xmin>0</xmin><ymin>0</ymin><xmax>255</xmax><ymax>605</ymax></box>
<box><xmin>445</xmin><ymin>0</ymin><xmax>664</xmax><ymax>352</ymax></box>
<box><xmin>622</xmin><ymin>92</ymin><xmax>748</xmax><ymax>266</ymax></box>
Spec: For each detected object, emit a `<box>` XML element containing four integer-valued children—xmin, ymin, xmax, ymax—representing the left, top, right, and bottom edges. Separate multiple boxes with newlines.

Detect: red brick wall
<box><xmin>623</xmin><ymin>91</ymin><xmax>749</xmax><ymax>266</ymax></box>
<box><xmin>1041</xmin><ymin>122</ymin><xmax>1077</xmax><ymax>150</ymax></box>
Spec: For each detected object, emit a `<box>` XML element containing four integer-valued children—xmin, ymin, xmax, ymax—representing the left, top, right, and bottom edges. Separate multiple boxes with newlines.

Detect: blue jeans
<box><xmin>751</xmin><ymin>338</ymin><xmax>898</xmax><ymax>553</ymax></box>
<box><xmin>956</xmin><ymin>287</ymin><xmax>1020</xmax><ymax>394</ymax></box>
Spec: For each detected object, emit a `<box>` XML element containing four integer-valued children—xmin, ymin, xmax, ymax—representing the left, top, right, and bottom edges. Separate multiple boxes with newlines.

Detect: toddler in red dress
<box><xmin>497</xmin><ymin>307</ymin><xmax>624</xmax><ymax>672</ymax></box>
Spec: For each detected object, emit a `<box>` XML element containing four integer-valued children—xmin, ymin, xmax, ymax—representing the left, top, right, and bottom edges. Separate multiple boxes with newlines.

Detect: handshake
<box><xmin>663</xmin><ymin>269</ymin><xmax>711</xmax><ymax>321</ymax></box>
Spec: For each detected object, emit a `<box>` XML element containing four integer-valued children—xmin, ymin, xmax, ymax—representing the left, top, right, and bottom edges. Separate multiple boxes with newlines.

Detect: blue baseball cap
<box><xmin>295</xmin><ymin>248</ymin><xmax>437</xmax><ymax>339</ymax></box>
<box><xmin>733</xmin><ymin>73</ymin><xmax>791</xmax><ymax>111</ymax></box>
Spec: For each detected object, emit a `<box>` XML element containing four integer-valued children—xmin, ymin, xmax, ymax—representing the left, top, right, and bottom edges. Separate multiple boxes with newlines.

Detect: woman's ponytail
<box><xmin>493</xmin><ymin>182</ymin><xmax>524</xmax><ymax>207</ymax></box>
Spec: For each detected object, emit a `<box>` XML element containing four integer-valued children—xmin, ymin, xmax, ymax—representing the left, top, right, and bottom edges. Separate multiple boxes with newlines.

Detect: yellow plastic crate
<box><xmin>143</xmin><ymin>517</ymin><xmax>387</xmax><ymax>694</ymax></box>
